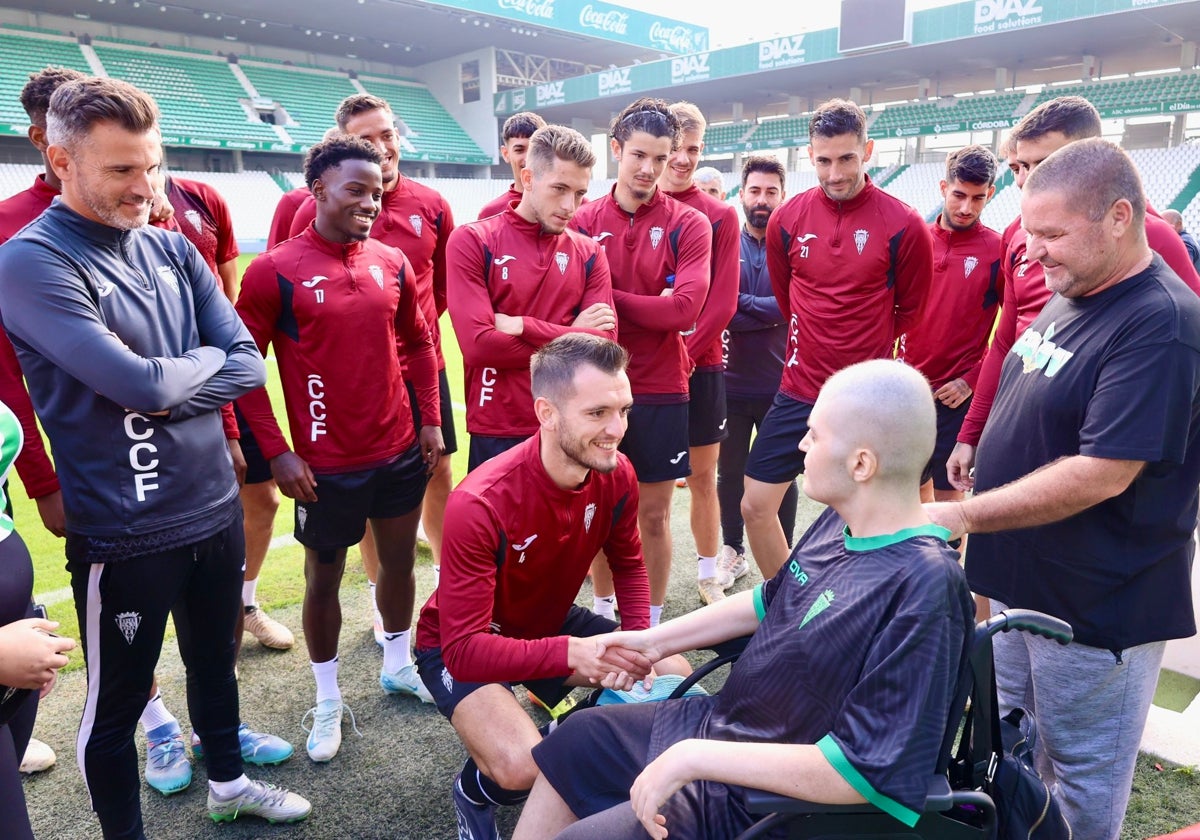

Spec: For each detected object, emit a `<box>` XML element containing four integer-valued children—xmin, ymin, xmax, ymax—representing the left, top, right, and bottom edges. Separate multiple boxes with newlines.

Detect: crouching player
<box><xmin>514</xmin><ymin>359</ymin><xmax>976</xmax><ymax>839</ymax></box>
<box><xmin>414</xmin><ymin>334</ymin><xmax>689</xmax><ymax>840</ymax></box>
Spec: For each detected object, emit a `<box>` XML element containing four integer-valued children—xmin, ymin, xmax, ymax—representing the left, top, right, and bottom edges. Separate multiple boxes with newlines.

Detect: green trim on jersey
<box><xmin>752</xmin><ymin>582</ymin><xmax>767</xmax><ymax>622</ymax></box>
<box><xmin>0</xmin><ymin>400</ymin><xmax>24</xmax><ymax>540</ymax></box>
<box><xmin>842</xmin><ymin>523</ymin><xmax>950</xmax><ymax>552</ymax></box>
<box><xmin>816</xmin><ymin>733</ymin><xmax>920</xmax><ymax>827</ymax></box>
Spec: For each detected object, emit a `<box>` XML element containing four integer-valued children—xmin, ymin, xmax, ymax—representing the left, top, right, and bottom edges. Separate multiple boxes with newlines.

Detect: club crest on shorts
<box><xmin>584</xmin><ymin>502</ymin><xmax>596</xmax><ymax>533</ymax></box>
<box><xmin>116</xmin><ymin>611</ymin><xmax>142</xmax><ymax>645</ymax></box>
<box><xmin>441</xmin><ymin>666</ymin><xmax>454</xmax><ymax>693</ymax></box>
<box><xmin>555</xmin><ymin>251</ymin><xmax>569</xmax><ymax>274</ymax></box>
<box><xmin>409</xmin><ymin>214</ymin><xmax>423</xmax><ymax>236</ymax></box>
<box><xmin>184</xmin><ymin>209</ymin><xmax>203</xmax><ymax>236</ymax></box>
<box><xmin>297</xmin><ymin>504</ymin><xmax>308</xmax><ymax>532</ymax></box>
<box><xmin>964</xmin><ymin>256</ymin><xmax>979</xmax><ymax>278</ymax></box>
<box><xmin>853</xmin><ymin>229</ymin><xmax>869</xmax><ymax>255</ymax></box>
<box><xmin>368</xmin><ymin>264</ymin><xmax>385</xmax><ymax>289</ymax></box>
<box><xmin>649</xmin><ymin>226</ymin><xmax>664</xmax><ymax>249</ymax></box>
<box><xmin>155</xmin><ymin>264</ymin><xmax>180</xmax><ymax>296</ymax></box>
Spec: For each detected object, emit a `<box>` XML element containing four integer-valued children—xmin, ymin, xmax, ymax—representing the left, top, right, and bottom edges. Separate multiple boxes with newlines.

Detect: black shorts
<box><xmin>744</xmin><ymin>392</ymin><xmax>814</xmax><ymax>485</ymax></box>
<box><xmin>467</xmin><ymin>434</ymin><xmax>526</xmax><ymax>473</ymax></box>
<box><xmin>414</xmin><ymin>605</ymin><xmax>617</xmax><ymax>720</ymax></box>
<box><xmin>407</xmin><ymin>368</ymin><xmax>458</xmax><ymax>456</ymax></box>
<box><xmin>234</xmin><ymin>403</ymin><xmax>273</xmax><ymax>486</ymax></box>
<box><xmin>532</xmin><ymin>698</ymin><xmax>756</xmax><ymax>837</ymax></box>
<box><xmin>688</xmin><ymin>367</ymin><xmax>728</xmax><ymax>447</ymax></box>
<box><xmin>294</xmin><ymin>444</ymin><xmax>427</xmax><ymax>550</ymax></box>
<box><xmin>921</xmin><ymin>396</ymin><xmax>972</xmax><ymax>492</ymax></box>
<box><xmin>620</xmin><ymin>401</ymin><xmax>690</xmax><ymax>483</ymax></box>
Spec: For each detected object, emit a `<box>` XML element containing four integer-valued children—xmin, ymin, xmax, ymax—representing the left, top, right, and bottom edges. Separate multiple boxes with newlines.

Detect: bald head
<box><xmin>1162</xmin><ymin>209</ymin><xmax>1185</xmax><ymax>234</ymax></box>
<box><xmin>814</xmin><ymin>360</ymin><xmax>935</xmax><ymax>488</ymax></box>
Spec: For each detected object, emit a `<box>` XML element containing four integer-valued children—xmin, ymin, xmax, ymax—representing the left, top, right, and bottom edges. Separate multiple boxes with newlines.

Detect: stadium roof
<box><xmin>520</xmin><ymin>2</ymin><xmax>1200</xmax><ymax>126</ymax></box>
<box><xmin>30</xmin><ymin>0</ymin><xmax>676</xmax><ymax>70</ymax></box>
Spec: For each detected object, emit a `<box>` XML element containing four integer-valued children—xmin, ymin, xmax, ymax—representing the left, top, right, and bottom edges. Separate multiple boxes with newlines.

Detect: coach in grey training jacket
<box><xmin>0</xmin><ymin>77</ymin><xmax>313</xmax><ymax>839</ymax></box>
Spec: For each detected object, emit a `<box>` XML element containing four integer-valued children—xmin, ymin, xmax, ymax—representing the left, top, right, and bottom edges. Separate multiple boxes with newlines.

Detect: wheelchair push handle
<box><xmin>988</xmin><ymin>609</ymin><xmax>1073</xmax><ymax>645</ymax></box>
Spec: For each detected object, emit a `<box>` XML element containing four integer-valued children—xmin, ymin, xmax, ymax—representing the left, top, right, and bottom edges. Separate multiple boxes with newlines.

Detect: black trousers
<box><xmin>0</xmin><ymin>530</ymin><xmax>37</xmax><ymax>840</ymax></box>
<box><xmin>717</xmin><ymin>395</ymin><xmax>800</xmax><ymax>553</ymax></box>
<box><xmin>69</xmin><ymin>513</ymin><xmax>245</xmax><ymax>840</ymax></box>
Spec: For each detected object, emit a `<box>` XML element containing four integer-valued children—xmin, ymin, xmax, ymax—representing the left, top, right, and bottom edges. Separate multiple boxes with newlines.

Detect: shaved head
<box><xmin>815</xmin><ymin>360</ymin><xmax>935</xmax><ymax>489</ymax></box>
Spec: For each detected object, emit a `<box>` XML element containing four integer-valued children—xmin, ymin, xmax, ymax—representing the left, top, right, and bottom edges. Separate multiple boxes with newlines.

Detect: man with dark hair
<box><xmin>414</xmin><ymin>333</ymin><xmax>686</xmax><ymax>840</ymax></box>
<box><xmin>929</xmin><ymin>138</ymin><xmax>1200</xmax><ymax>840</ymax></box>
<box><xmin>658</xmin><ymin>101</ymin><xmax>741</xmax><ymax>607</ymax></box>
<box><xmin>897</xmin><ymin>144</ymin><xmax>1001</xmax><ymax>509</ymax></box>
<box><xmin>514</xmin><ymin>359</ymin><xmax>974</xmax><ymax>840</ymax></box>
<box><xmin>741</xmin><ymin>97</ymin><xmax>934</xmax><ymax>579</ymax></box>
<box><xmin>717</xmin><ymin>154</ymin><xmax>797</xmax><ymax>584</ymax></box>
<box><xmin>237</xmin><ymin>135</ymin><xmax>443</xmax><ymax>763</ymax></box>
<box><xmin>947</xmin><ymin>95</ymin><xmax>1200</xmax><ymax>489</ymax></box>
<box><xmin>478</xmin><ymin>110</ymin><xmax>548</xmax><ymax>219</ymax></box>
<box><xmin>572</xmin><ymin>97</ymin><xmax>712</xmax><ymax>627</ymax></box>
<box><xmin>0</xmin><ymin>75</ymin><xmax>310</xmax><ymax>836</ymax></box>
<box><xmin>289</xmin><ymin>93</ymin><xmax>458</xmax><ymax>638</ymax></box>
<box><xmin>447</xmin><ymin>124</ymin><xmax>616</xmax><ymax>470</ymax></box>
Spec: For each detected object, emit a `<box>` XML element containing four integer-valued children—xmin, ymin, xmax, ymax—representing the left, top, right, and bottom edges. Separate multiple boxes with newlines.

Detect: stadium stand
<box><xmin>875</xmin><ymin>161</ymin><xmax>945</xmax><ymax>219</ymax></box>
<box><xmin>358</xmin><ymin>77</ymin><xmax>491</xmax><ymax>164</ymax></box>
<box><xmin>0</xmin><ymin>162</ymin><xmax>41</xmax><ymax>205</ymax></box>
<box><xmin>1034</xmin><ymin>71</ymin><xmax>1200</xmax><ymax>117</ymax></box>
<box><xmin>237</xmin><ymin>61</ymin><xmax>357</xmax><ymax>147</ymax></box>
<box><xmin>90</xmin><ymin>40</ymin><xmax>282</xmax><ymax>149</ymax></box>
<box><xmin>751</xmin><ymin>116</ymin><xmax>808</xmax><ymax>148</ymax></box>
<box><xmin>703</xmin><ymin>121</ymin><xmax>755</xmax><ymax>152</ymax></box>
<box><xmin>0</xmin><ymin>29</ymin><xmax>91</xmax><ymax>130</ymax></box>
<box><xmin>868</xmin><ymin>92</ymin><xmax>1027</xmax><ymax>136</ymax></box>
<box><xmin>1128</xmin><ymin>145</ymin><xmax>1200</xmax><ymax>212</ymax></box>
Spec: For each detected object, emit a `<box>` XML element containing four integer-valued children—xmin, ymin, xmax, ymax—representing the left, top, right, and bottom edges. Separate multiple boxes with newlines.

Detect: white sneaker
<box><xmin>302</xmin><ymin>700</ymin><xmax>348</xmax><ymax>762</ymax></box>
<box><xmin>380</xmin><ymin>664</ymin><xmax>435</xmax><ymax>703</ymax></box>
<box><xmin>715</xmin><ymin>544</ymin><xmax>750</xmax><ymax>589</ymax></box>
<box><xmin>19</xmin><ymin>738</ymin><xmax>55</xmax><ymax>774</ymax></box>
<box><xmin>208</xmin><ymin>779</ymin><xmax>312</xmax><ymax>824</ymax></box>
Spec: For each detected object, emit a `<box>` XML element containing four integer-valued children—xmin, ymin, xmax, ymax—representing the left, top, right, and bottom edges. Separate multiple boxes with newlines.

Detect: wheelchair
<box><xmin>653</xmin><ymin>610</ymin><xmax>1073</xmax><ymax>840</ymax></box>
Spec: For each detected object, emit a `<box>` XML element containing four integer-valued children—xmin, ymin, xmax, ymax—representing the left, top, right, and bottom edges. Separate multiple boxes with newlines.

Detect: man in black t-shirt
<box><xmin>928</xmin><ymin>138</ymin><xmax>1200</xmax><ymax>840</ymax></box>
<box><xmin>514</xmin><ymin>360</ymin><xmax>974</xmax><ymax>840</ymax></box>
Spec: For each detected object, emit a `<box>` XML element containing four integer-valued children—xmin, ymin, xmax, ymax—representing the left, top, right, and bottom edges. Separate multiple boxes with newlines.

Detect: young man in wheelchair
<box><xmin>514</xmin><ymin>359</ymin><xmax>977</xmax><ymax>839</ymax></box>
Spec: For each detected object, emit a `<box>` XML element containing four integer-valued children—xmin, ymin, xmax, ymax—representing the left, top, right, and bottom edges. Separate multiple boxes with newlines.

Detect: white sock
<box><xmin>593</xmin><ymin>595</ymin><xmax>616</xmax><ymax>621</ymax></box>
<box><xmin>697</xmin><ymin>555</ymin><xmax>717</xmax><ymax>579</ymax></box>
<box><xmin>311</xmin><ymin>657</ymin><xmax>341</xmax><ymax>704</ymax></box>
<box><xmin>382</xmin><ymin>629</ymin><xmax>413</xmax><ymax>672</ymax></box>
<box><xmin>649</xmin><ymin>604</ymin><xmax>664</xmax><ymax>627</ymax></box>
<box><xmin>139</xmin><ymin>692</ymin><xmax>178</xmax><ymax>734</ymax></box>
<box><xmin>209</xmin><ymin>774</ymin><xmax>250</xmax><ymax>798</ymax></box>
<box><xmin>369</xmin><ymin>582</ymin><xmax>383</xmax><ymax>623</ymax></box>
<box><xmin>242</xmin><ymin>578</ymin><xmax>258</xmax><ymax>608</ymax></box>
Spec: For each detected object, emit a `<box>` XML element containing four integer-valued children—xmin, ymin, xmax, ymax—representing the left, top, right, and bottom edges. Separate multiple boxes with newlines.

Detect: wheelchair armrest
<box><xmin>744</xmin><ymin>774</ymin><xmax>956</xmax><ymax>815</ymax></box>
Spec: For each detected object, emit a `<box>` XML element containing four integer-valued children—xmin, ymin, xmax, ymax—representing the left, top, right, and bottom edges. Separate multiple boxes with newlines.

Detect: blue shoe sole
<box><xmin>193</xmin><ymin>742</ymin><xmax>294</xmax><ymax>765</ymax></box>
<box><xmin>148</xmin><ymin>777</ymin><xmax>192</xmax><ymax>796</ymax></box>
